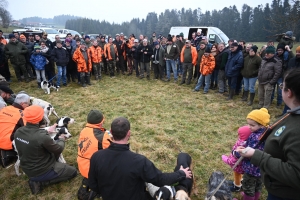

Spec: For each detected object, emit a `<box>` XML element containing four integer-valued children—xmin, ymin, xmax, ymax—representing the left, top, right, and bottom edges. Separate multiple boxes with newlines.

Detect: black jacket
<box><xmin>88</xmin><ymin>143</ymin><xmax>186</xmax><ymax>200</ymax></box>
<box><xmin>51</xmin><ymin>46</ymin><xmax>69</xmax><ymax>66</ymax></box>
<box><xmin>287</xmin><ymin>56</ymin><xmax>300</xmax><ymax>70</ymax></box>
<box><xmin>131</xmin><ymin>45</ymin><xmax>140</xmax><ymax>60</ymax></box>
<box><xmin>113</xmin><ymin>39</ymin><xmax>124</xmax><ymax>57</ymax></box>
<box><xmin>138</xmin><ymin>44</ymin><xmax>153</xmax><ymax>63</ymax></box>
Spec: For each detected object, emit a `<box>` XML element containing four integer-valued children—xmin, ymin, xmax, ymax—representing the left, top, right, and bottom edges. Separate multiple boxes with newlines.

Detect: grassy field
<box><xmin>0</xmin><ymin>53</ymin><xmax>287</xmax><ymax>199</ymax></box>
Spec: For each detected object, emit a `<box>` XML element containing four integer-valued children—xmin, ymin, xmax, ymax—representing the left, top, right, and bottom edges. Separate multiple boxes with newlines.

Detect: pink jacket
<box><xmin>224</xmin><ymin>138</ymin><xmax>247</xmax><ymax>174</ymax></box>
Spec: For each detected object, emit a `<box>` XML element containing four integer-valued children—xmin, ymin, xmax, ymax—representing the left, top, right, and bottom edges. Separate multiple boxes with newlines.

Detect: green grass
<box><xmin>0</xmin><ymin>59</ymin><xmax>284</xmax><ymax>199</ymax></box>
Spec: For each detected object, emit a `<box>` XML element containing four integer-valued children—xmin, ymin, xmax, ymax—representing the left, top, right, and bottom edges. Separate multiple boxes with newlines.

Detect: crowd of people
<box><xmin>0</xmin><ymin>28</ymin><xmax>300</xmax><ymax>200</ymax></box>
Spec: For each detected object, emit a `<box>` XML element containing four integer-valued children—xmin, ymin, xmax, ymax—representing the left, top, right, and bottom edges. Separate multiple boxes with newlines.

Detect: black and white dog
<box><xmin>41</xmin><ymin>80</ymin><xmax>59</xmax><ymax>94</ymax></box>
<box><xmin>30</xmin><ymin>97</ymin><xmax>59</xmax><ymax>126</ymax></box>
<box><xmin>205</xmin><ymin>171</ymin><xmax>232</xmax><ymax>200</ymax></box>
<box><xmin>146</xmin><ymin>153</ymin><xmax>198</xmax><ymax>200</ymax></box>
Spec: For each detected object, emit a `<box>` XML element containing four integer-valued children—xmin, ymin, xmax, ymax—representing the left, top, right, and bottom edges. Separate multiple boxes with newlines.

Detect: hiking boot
<box><xmin>226</xmin><ymin>90</ymin><xmax>234</xmax><ymax>100</ymax></box>
<box><xmin>28</xmin><ymin>180</ymin><xmax>42</xmax><ymax>195</ymax></box>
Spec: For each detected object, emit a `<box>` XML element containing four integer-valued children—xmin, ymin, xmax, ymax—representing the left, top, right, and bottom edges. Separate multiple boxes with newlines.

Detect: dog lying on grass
<box><xmin>146</xmin><ymin>152</ymin><xmax>198</xmax><ymax>200</ymax></box>
<box><xmin>205</xmin><ymin>171</ymin><xmax>232</xmax><ymax>200</ymax></box>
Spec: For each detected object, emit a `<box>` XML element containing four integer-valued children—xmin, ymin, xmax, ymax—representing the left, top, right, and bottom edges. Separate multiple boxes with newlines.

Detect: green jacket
<box><xmin>251</xmin><ymin>106</ymin><xmax>300</xmax><ymax>199</ymax></box>
<box><xmin>4</xmin><ymin>40</ymin><xmax>28</xmax><ymax>65</ymax></box>
<box><xmin>241</xmin><ymin>54</ymin><xmax>262</xmax><ymax>78</ymax></box>
<box><xmin>165</xmin><ymin>43</ymin><xmax>180</xmax><ymax>60</ymax></box>
<box><xmin>196</xmin><ymin>48</ymin><xmax>205</xmax><ymax>66</ymax></box>
<box><xmin>14</xmin><ymin>123</ymin><xmax>65</xmax><ymax>177</ymax></box>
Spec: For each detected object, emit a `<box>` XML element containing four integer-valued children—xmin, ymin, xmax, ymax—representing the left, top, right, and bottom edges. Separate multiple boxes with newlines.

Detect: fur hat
<box><xmin>238</xmin><ymin>126</ymin><xmax>252</xmax><ymax>140</ymax></box>
<box><xmin>87</xmin><ymin>110</ymin><xmax>104</xmax><ymax>124</ymax></box>
<box><xmin>247</xmin><ymin>108</ymin><xmax>270</xmax><ymax>127</ymax></box>
<box><xmin>265</xmin><ymin>46</ymin><xmax>276</xmax><ymax>54</ymax></box>
<box><xmin>296</xmin><ymin>46</ymin><xmax>300</xmax><ymax>52</ymax></box>
<box><xmin>23</xmin><ymin>105</ymin><xmax>44</xmax><ymax>124</ymax></box>
<box><xmin>250</xmin><ymin>45</ymin><xmax>258</xmax><ymax>53</ymax></box>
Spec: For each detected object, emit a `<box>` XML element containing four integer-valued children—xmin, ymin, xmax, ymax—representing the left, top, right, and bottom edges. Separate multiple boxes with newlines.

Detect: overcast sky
<box><xmin>8</xmin><ymin>0</ymin><xmax>272</xmax><ymax>24</ymax></box>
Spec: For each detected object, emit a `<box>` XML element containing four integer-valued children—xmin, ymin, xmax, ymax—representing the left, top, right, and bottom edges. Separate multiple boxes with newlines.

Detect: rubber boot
<box><xmin>226</xmin><ymin>89</ymin><xmax>234</xmax><ymax>100</ymax></box>
<box><xmin>243</xmin><ymin>194</ymin><xmax>255</xmax><ymax>200</ymax></box>
<box><xmin>241</xmin><ymin>91</ymin><xmax>249</xmax><ymax>101</ymax></box>
<box><xmin>248</xmin><ymin>93</ymin><xmax>255</xmax><ymax>106</ymax></box>
<box><xmin>230</xmin><ymin>184</ymin><xmax>241</xmax><ymax>192</ymax></box>
<box><xmin>37</xmin><ymin>82</ymin><xmax>41</xmax><ymax>88</ymax></box>
<box><xmin>86</xmin><ymin>76</ymin><xmax>91</xmax><ymax>86</ymax></box>
<box><xmin>254</xmin><ymin>192</ymin><xmax>260</xmax><ymax>200</ymax></box>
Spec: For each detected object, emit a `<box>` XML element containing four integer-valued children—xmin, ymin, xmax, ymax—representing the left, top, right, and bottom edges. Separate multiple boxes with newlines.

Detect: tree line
<box><xmin>65</xmin><ymin>0</ymin><xmax>300</xmax><ymax>42</ymax></box>
<box><xmin>20</xmin><ymin>15</ymin><xmax>81</xmax><ymax>26</ymax></box>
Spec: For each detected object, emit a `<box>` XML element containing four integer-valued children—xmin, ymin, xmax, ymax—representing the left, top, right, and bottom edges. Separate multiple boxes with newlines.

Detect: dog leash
<box><xmin>207</xmin><ymin>113</ymin><xmax>291</xmax><ymax>200</ymax></box>
<box><xmin>47</xmin><ymin>74</ymin><xmax>57</xmax><ymax>82</ymax></box>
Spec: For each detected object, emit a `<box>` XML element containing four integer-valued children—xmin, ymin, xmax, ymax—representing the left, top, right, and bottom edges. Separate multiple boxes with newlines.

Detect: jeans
<box><xmin>271</xmin><ymin>77</ymin><xmax>283</xmax><ymax>106</ymax></box>
<box><xmin>283</xmin><ymin>51</ymin><xmax>289</xmax><ymax>61</ymax></box>
<box><xmin>166</xmin><ymin>59</ymin><xmax>177</xmax><ymax>80</ymax></box>
<box><xmin>211</xmin><ymin>69</ymin><xmax>219</xmax><ymax>86</ymax></box>
<box><xmin>267</xmin><ymin>193</ymin><xmax>293</xmax><ymax>200</ymax></box>
<box><xmin>35</xmin><ymin>70</ymin><xmax>46</xmax><ymax>83</ymax></box>
<box><xmin>57</xmin><ymin>66</ymin><xmax>67</xmax><ymax>86</ymax></box>
<box><xmin>227</xmin><ymin>76</ymin><xmax>238</xmax><ymax>90</ymax></box>
<box><xmin>176</xmin><ymin>58</ymin><xmax>182</xmax><ymax>75</ymax></box>
<box><xmin>243</xmin><ymin>77</ymin><xmax>258</xmax><ymax>93</ymax></box>
<box><xmin>195</xmin><ymin>74</ymin><xmax>212</xmax><ymax>92</ymax></box>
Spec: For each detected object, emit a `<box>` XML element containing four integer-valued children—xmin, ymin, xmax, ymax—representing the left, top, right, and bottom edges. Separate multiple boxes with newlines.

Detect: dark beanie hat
<box><xmin>250</xmin><ymin>45</ymin><xmax>258</xmax><ymax>53</ymax></box>
<box><xmin>87</xmin><ymin>110</ymin><xmax>104</xmax><ymax>124</ymax></box>
<box><xmin>205</xmin><ymin>47</ymin><xmax>211</xmax><ymax>53</ymax></box>
<box><xmin>265</xmin><ymin>46</ymin><xmax>276</xmax><ymax>54</ymax></box>
<box><xmin>277</xmin><ymin>44</ymin><xmax>285</xmax><ymax>51</ymax></box>
<box><xmin>167</xmin><ymin>36</ymin><xmax>173</xmax><ymax>42</ymax></box>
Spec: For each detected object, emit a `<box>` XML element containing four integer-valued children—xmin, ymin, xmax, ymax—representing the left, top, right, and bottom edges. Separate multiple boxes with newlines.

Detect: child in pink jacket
<box><xmin>222</xmin><ymin>126</ymin><xmax>252</xmax><ymax>192</ymax></box>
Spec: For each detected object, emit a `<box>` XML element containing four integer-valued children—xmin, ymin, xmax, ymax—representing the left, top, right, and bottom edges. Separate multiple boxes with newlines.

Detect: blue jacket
<box><xmin>30</xmin><ymin>52</ymin><xmax>47</xmax><ymax>70</ymax></box>
<box><xmin>225</xmin><ymin>50</ymin><xmax>244</xmax><ymax>77</ymax></box>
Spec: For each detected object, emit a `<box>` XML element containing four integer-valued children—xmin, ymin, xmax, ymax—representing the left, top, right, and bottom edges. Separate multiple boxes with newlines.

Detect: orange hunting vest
<box><xmin>0</xmin><ymin>106</ymin><xmax>24</xmax><ymax>150</ymax></box>
<box><xmin>77</xmin><ymin>123</ymin><xmax>112</xmax><ymax>178</ymax></box>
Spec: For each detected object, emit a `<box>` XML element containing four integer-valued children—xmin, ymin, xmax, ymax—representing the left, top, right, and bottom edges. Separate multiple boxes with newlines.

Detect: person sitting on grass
<box><xmin>88</xmin><ymin>117</ymin><xmax>192</xmax><ymax>200</ymax></box>
<box><xmin>77</xmin><ymin>110</ymin><xmax>112</xmax><ymax>200</ymax></box>
<box><xmin>14</xmin><ymin>105</ymin><xmax>77</xmax><ymax>195</ymax></box>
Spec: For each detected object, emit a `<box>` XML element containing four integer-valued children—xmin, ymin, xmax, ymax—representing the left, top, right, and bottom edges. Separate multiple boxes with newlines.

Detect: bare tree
<box><xmin>0</xmin><ymin>0</ymin><xmax>12</xmax><ymax>28</ymax></box>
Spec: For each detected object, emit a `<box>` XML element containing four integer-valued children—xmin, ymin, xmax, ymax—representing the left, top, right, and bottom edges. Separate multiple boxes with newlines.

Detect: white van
<box><xmin>169</xmin><ymin>26</ymin><xmax>230</xmax><ymax>45</ymax></box>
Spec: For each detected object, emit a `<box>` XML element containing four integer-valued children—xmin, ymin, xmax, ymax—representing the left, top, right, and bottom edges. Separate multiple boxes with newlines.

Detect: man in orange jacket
<box><xmin>180</xmin><ymin>40</ymin><xmax>197</xmax><ymax>85</ymax></box>
<box><xmin>104</xmin><ymin>37</ymin><xmax>119</xmax><ymax>78</ymax></box>
<box><xmin>0</xmin><ymin>93</ymin><xmax>30</xmax><ymax>168</ymax></box>
<box><xmin>88</xmin><ymin>41</ymin><xmax>103</xmax><ymax>80</ymax></box>
<box><xmin>77</xmin><ymin>109</ymin><xmax>112</xmax><ymax>199</ymax></box>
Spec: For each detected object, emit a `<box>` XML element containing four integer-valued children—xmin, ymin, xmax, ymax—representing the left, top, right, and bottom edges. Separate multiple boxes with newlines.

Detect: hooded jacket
<box><xmin>200</xmin><ymin>54</ymin><xmax>216</xmax><ymax>76</ymax></box>
<box><xmin>73</xmin><ymin>47</ymin><xmax>92</xmax><ymax>73</ymax></box>
<box><xmin>258</xmin><ymin>56</ymin><xmax>282</xmax><ymax>85</ymax></box>
<box><xmin>30</xmin><ymin>52</ymin><xmax>47</xmax><ymax>70</ymax></box>
<box><xmin>4</xmin><ymin>40</ymin><xmax>28</xmax><ymax>65</ymax></box>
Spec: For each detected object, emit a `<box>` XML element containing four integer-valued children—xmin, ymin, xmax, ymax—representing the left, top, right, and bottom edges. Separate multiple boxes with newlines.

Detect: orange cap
<box><xmin>23</xmin><ymin>105</ymin><xmax>44</xmax><ymax>124</ymax></box>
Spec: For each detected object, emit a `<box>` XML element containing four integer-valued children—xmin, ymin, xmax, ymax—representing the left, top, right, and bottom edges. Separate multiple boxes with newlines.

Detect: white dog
<box><xmin>30</xmin><ymin>97</ymin><xmax>59</xmax><ymax>126</ymax></box>
<box><xmin>41</xmin><ymin>81</ymin><xmax>59</xmax><ymax>94</ymax></box>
